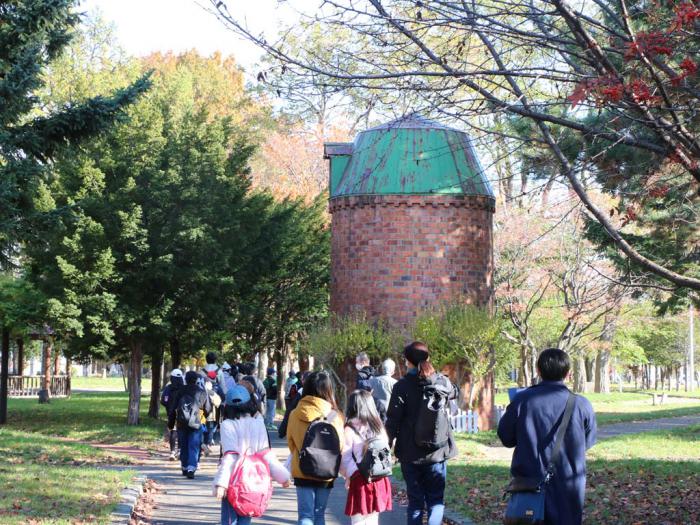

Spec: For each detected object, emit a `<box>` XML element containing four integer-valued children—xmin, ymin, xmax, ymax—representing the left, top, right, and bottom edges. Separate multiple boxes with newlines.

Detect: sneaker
<box><xmin>169</xmin><ymin>451</ymin><xmax>177</xmax><ymax>461</ymax></box>
<box><xmin>186</xmin><ymin>470</ymin><xmax>195</xmax><ymax>479</ymax></box>
<box><xmin>202</xmin><ymin>445</ymin><xmax>211</xmax><ymax>457</ymax></box>
<box><xmin>181</xmin><ymin>469</ymin><xmax>187</xmax><ymax>476</ymax></box>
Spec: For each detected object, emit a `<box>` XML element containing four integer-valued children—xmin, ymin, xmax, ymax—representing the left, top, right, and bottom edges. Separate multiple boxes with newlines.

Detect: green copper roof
<box><xmin>325</xmin><ymin>115</ymin><xmax>494</xmax><ymax>199</ymax></box>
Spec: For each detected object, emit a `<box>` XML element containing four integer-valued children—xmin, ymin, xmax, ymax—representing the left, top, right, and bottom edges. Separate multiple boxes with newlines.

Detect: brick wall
<box><xmin>329</xmin><ymin>194</ymin><xmax>494</xmax><ymax>330</ymax></box>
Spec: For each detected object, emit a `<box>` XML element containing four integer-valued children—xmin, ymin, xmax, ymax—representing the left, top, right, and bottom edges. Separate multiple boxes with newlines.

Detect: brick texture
<box><xmin>329</xmin><ymin>194</ymin><xmax>494</xmax><ymax>330</ymax></box>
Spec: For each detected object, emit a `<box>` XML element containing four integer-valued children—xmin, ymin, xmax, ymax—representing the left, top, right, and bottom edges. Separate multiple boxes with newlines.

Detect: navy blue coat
<box><xmin>497</xmin><ymin>381</ymin><xmax>597</xmax><ymax>525</ymax></box>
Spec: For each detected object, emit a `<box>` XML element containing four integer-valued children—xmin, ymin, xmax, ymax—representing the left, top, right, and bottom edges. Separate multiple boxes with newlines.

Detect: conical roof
<box><xmin>328</xmin><ymin>114</ymin><xmax>493</xmax><ymax>199</ymax></box>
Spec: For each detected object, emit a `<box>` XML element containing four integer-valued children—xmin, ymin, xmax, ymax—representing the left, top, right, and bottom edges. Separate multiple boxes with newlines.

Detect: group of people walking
<box><xmin>160</xmin><ymin>344</ymin><xmax>597</xmax><ymax>525</ymax></box>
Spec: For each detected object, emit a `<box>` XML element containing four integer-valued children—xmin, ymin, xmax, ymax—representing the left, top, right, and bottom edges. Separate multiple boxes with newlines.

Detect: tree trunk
<box><xmin>572</xmin><ymin>355</ymin><xmax>586</xmax><ymax>393</ymax></box>
<box><xmin>148</xmin><ymin>347</ymin><xmax>163</xmax><ymax>419</ymax></box>
<box><xmin>39</xmin><ymin>339</ymin><xmax>53</xmax><ymax>403</ymax></box>
<box><xmin>594</xmin><ymin>349</ymin><xmax>611</xmax><ymax>393</ymax></box>
<box><xmin>53</xmin><ymin>349</ymin><xmax>60</xmax><ymax>376</ymax></box>
<box><xmin>16</xmin><ymin>339</ymin><xmax>24</xmax><ymax>376</ymax></box>
<box><xmin>0</xmin><ymin>327</ymin><xmax>10</xmax><ymax>424</ymax></box>
<box><xmin>584</xmin><ymin>357</ymin><xmax>594</xmax><ymax>383</ymax></box>
<box><xmin>170</xmin><ymin>337</ymin><xmax>181</xmax><ymax>370</ymax></box>
<box><xmin>654</xmin><ymin>366</ymin><xmax>659</xmax><ymax>390</ymax></box>
<box><xmin>299</xmin><ymin>353</ymin><xmax>311</xmax><ymax>372</ymax></box>
<box><xmin>127</xmin><ymin>341</ymin><xmax>143</xmax><ymax>425</ymax></box>
<box><xmin>65</xmin><ymin>356</ymin><xmax>72</xmax><ymax>398</ymax></box>
<box><xmin>518</xmin><ymin>346</ymin><xmax>532</xmax><ymax>387</ymax></box>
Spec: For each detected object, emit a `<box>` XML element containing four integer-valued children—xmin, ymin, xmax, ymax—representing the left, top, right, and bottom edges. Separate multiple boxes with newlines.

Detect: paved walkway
<box><xmin>483</xmin><ymin>413</ymin><xmax>700</xmax><ymax>461</ymax></box>
<box><xmin>136</xmin><ymin>433</ymin><xmax>405</xmax><ymax>525</ymax></box>
<box><xmin>595</xmin><ymin>414</ymin><xmax>700</xmax><ymax>439</ymax></box>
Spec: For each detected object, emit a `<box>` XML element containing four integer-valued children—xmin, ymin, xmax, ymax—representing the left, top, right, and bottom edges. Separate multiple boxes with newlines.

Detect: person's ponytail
<box><xmin>418</xmin><ymin>359</ymin><xmax>435</xmax><ymax>379</ymax></box>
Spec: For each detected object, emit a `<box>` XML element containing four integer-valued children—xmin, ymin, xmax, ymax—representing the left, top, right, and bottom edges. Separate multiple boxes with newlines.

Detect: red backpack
<box><xmin>225</xmin><ymin>449</ymin><xmax>273</xmax><ymax>517</ymax></box>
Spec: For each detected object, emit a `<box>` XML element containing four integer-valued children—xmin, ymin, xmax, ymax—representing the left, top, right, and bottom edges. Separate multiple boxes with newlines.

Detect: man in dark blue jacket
<box><xmin>497</xmin><ymin>348</ymin><xmax>597</xmax><ymax>525</ymax></box>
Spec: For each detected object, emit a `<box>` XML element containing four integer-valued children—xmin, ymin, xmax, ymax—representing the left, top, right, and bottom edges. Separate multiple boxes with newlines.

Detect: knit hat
<box><xmin>404</xmin><ymin>342</ymin><xmax>430</xmax><ymax>367</ymax></box>
<box><xmin>226</xmin><ymin>385</ymin><xmax>251</xmax><ymax>406</ymax></box>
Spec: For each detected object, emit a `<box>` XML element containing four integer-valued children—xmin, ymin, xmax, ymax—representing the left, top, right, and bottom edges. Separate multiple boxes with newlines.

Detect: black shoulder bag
<box><xmin>503</xmin><ymin>392</ymin><xmax>576</xmax><ymax>525</ymax></box>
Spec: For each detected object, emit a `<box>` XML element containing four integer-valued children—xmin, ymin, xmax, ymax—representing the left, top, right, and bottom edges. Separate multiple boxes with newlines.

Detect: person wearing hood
<box><xmin>287</xmin><ymin>371</ymin><xmax>345</xmax><ymax>525</ymax></box>
<box><xmin>385</xmin><ymin>342</ymin><xmax>459</xmax><ymax>525</ymax></box>
<box><xmin>172</xmin><ymin>370</ymin><xmax>213</xmax><ymax>478</ymax></box>
<box><xmin>368</xmin><ymin>359</ymin><xmax>397</xmax><ymax>423</ymax></box>
<box><xmin>354</xmin><ymin>353</ymin><xmax>375</xmax><ymax>392</ymax></box>
<box><xmin>160</xmin><ymin>368</ymin><xmax>185</xmax><ymax>461</ymax></box>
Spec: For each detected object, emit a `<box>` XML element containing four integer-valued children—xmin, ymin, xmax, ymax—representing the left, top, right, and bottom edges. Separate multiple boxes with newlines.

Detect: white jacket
<box><xmin>340</xmin><ymin>418</ymin><xmax>389</xmax><ymax>480</ymax></box>
<box><xmin>213</xmin><ymin>414</ymin><xmax>290</xmax><ymax>488</ymax></box>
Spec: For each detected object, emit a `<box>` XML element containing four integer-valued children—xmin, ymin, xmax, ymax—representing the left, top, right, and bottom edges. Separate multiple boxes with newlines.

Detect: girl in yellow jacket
<box><xmin>287</xmin><ymin>371</ymin><xmax>345</xmax><ymax>525</ymax></box>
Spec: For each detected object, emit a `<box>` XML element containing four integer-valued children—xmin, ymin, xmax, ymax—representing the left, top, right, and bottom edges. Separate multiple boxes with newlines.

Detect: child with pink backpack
<box><xmin>213</xmin><ymin>384</ymin><xmax>291</xmax><ymax>524</ymax></box>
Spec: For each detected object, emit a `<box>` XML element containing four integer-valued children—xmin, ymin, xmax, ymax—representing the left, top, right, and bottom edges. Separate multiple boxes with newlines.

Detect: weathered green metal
<box><xmin>325</xmin><ymin>115</ymin><xmax>493</xmax><ymax>199</ymax></box>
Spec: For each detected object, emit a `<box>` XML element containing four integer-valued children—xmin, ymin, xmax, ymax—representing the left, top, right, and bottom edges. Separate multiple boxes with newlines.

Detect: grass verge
<box><xmin>441</xmin><ymin>425</ymin><xmax>700</xmax><ymax>525</ymax></box>
<box><xmin>0</xmin><ymin>428</ymin><xmax>136</xmax><ymax>524</ymax></box>
<box><xmin>7</xmin><ymin>392</ymin><xmax>163</xmax><ymax>447</ymax></box>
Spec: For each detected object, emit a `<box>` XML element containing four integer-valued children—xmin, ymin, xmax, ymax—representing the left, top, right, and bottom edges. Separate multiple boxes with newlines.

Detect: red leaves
<box><xmin>568</xmin><ymin>77</ymin><xmax>660</xmax><ymax>107</ymax></box>
<box><xmin>680</xmin><ymin>57</ymin><xmax>698</xmax><ymax>75</ymax></box>
<box><xmin>624</xmin><ymin>32</ymin><xmax>673</xmax><ymax>60</ymax></box>
<box><xmin>648</xmin><ymin>185</ymin><xmax>670</xmax><ymax>198</ymax></box>
<box><xmin>600</xmin><ymin>82</ymin><xmax>625</xmax><ymax>102</ymax></box>
<box><xmin>671</xmin><ymin>57</ymin><xmax>698</xmax><ymax>85</ymax></box>
<box><xmin>568</xmin><ymin>76</ymin><xmax>624</xmax><ymax>107</ymax></box>
<box><xmin>629</xmin><ymin>79</ymin><xmax>661</xmax><ymax>104</ymax></box>
<box><xmin>672</xmin><ymin>2</ymin><xmax>700</xmax><ymax>31</ymax></box>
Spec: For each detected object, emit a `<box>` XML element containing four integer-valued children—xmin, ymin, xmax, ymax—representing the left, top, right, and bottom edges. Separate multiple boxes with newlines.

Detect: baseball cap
<box><xmin>226</xmin><ymin>385</ymin><xmax>251</xmax><ymax>406</ymax></box>
<box><xmin>170</xmin><ymin>368</ymin><xmax>184</xmax><ymax>378</ymax></box>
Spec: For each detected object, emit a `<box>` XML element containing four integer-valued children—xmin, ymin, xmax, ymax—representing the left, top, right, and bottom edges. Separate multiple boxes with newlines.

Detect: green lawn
<box><xmin>1</xmin><ymin>391</ymin><xmax>164</xmax><ymax>524</ymax></box>
<box><xmin>438</xmin><ymin>425</ymin><xmax>700</xmax><ymax>525</ymax></box>
<box><xmin>71</xmin><ymin>376</ymin><xmax>152</xmax><ymax>392</ymax></box>
<box><xmin>0</xmin><ymin>428</ymin><xmax>136</xmax><ymax>524</ymax></box>
<box><xmin>7</xmin><ymin>392</ymin><xmax>163</xmax><ymax>447</ymax></box>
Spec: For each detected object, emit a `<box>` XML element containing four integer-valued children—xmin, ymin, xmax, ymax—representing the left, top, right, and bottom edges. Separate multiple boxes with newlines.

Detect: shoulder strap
<box><xmin>545</xmin><ymin>392</ymin><xmax>576</xmax><ymax>481</ymax></box>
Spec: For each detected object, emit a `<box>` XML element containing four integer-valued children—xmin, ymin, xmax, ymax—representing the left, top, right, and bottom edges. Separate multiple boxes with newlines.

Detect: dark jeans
<box><xmin>203</xmin><ymin>421</ymin><xmax>217</xmax><ymax>446</ymax></box>
<box><xmin>178</xmin><ymin>426</ymin><xmax>203</xmax><ymax>472</ymax></box>
<box><xmin>401</xmin><ymin>461</ymin><xmax>447</xmax><ymax>525</ymax></box>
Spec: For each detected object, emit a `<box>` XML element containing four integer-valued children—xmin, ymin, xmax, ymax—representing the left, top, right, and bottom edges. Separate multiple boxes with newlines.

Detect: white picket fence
<box><xmin>449</xmin><ymin>405</ymin><xmax>506</xmax><ymax>434</ymax></box>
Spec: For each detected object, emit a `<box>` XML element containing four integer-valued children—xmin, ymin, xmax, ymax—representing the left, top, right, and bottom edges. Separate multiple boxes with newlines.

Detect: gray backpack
<box><xmin>349</xmin><ymin>426</ymin><xmax>393</xmax><ymax>482</ymax></box>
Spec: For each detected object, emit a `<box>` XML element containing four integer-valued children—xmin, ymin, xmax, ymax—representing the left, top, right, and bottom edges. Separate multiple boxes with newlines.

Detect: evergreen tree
<box><xmin>0</xmin><ymin>1</ymin><xmax>148</xmax><ymax>423</ymax></box>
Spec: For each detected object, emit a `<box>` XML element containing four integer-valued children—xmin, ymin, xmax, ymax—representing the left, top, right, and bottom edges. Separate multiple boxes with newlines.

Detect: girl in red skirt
<box><xmin>341</xmin><ymin>390</ymin><xmax>393</xmax><ymax>525</ymax></box>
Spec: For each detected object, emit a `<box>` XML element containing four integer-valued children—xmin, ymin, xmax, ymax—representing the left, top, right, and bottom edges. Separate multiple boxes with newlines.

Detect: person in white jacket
<box><xmin>340</xmin><ymin>390</ymin><xmax>393</xmax><ymax>525</ymax></box>
<box><xmin>213</xmin><ymin>384</ymin><xmax>291</xmax><ymax>525</ymax></box>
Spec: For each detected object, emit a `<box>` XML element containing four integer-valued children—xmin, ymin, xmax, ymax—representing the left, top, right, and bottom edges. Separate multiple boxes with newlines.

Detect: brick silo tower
<box><xmin>325</xmin><ymin>115</ymin><xmax>496</xmax><ymax>426</ymax></box>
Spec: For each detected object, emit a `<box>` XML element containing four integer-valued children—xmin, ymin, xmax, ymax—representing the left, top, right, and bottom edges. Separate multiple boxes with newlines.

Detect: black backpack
<box><xmin>349</xmin><ymin>427</ymin><xmax>393</xmax><ymax>482</ymax></box>
<box><xmin>414</xmin><ymin>375</ymin><xmax>453</xmax><ymax>450</ymax></box>
<box><xmin>176</xmin><ymin>391</ymin><xmax>202</xmax><ymax>430</ymax></box>
<box><xmin>298</xmin><ymin>411</ymin><xmax>342</xmax><ymax>479</ymax></box>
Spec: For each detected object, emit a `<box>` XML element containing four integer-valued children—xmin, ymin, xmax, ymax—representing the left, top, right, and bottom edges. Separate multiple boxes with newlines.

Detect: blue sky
<box><xmin>81</xmin><ymin>0</ymin><xmax>297</xmax><ymax>75</ymax></box>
